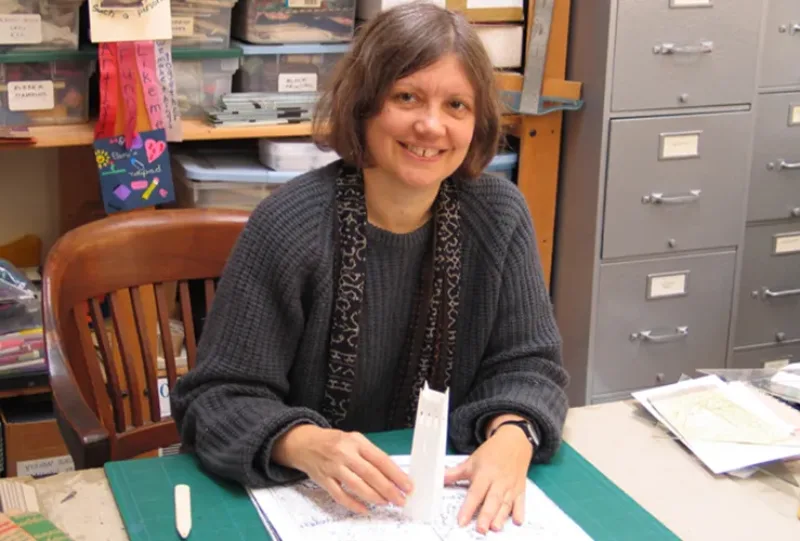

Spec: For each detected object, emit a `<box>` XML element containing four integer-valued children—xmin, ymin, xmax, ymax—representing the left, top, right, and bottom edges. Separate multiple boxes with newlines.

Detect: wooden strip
<box><xmin>179</xmin><ymin>281</ymin><xmax>198</xmax><ymax>370</ymax></box>
<box><xmin>204</xmin><ymin>278</ymin><xmax>215</xmax><ymax>314</ymax></box>
<box><xmin>131</xmin><ymin>287</ymin><xmax>161</xmax><ymax>422</ymax></box>
<box><xmin>74</xmin><ymin>301</ymin><xmax>115</xmax><ymax>433</ymax></box>
<box><xmin>89</xmin><ymin>298</ymin><xmax>126</xmax><ymax>432</ymax></box>
<box><xmin>155</xmin><ymin>283</ymin><xmax>179</xmax><ymax>390</ymax></box>
<box><xmin>109</xmin><ymin>290</ymin><xmax>145</xmax><ymax>427</ymax></box>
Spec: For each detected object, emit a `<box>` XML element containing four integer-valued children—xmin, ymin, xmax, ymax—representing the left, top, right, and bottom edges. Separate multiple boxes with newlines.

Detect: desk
<box><xmin>16</xmin><ymin>401</ymin><xmax>800</xmax><ymax>540</ymax></box>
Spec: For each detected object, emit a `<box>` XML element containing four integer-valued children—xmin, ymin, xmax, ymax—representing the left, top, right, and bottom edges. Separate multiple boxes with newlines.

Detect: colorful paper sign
<box><xmin>93</xmin><ymin>128</ymin><xmax>175</xmax><ymax>213</ymax></box>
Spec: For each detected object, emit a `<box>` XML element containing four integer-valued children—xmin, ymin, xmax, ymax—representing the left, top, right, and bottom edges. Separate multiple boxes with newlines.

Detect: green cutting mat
<box><xmin>105</xmin><ymin>429</ymin><xmax>679</xmax><ymax>540</ymax></box>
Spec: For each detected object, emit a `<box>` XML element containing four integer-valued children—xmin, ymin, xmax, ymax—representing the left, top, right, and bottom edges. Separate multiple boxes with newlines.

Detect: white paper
<box><xmin>633</xmin><ymin>376</ymin><xmax>800</xmax><ymax>474</ymax></box>
<box><xmin>466</xmin><ymin>0</ymin><xmax>522</xmax><ymax>8</ymax></box>
<box><xmin>649</xmin><ymin>273</ymin><xmax>686</xmax><ymax>298</ymax></box>
<box><xmin>89</xmin><ymin>0</ymin><xmax>172</xmax><ymax>43</ymax></box>
<box><xmin>248</xmin><ymin>455</ymin><xmax>592</xmax><ymax>541</ymax></box>
<box><xmin>660</xmin><ymin>133</ymin><xmax>699</xmax><ymax>159</ymax></box>
<box><xmin>8</xmin><ymin>81</ymin><xmax>54</xmax><ymax>111</ymax></box>
<box><xmin>279</xmin><ymin>73</ymin><xmax>318</xmax><ymax>93</ymax></box>
<box><xmin>0</xmin><ymin>14</ymin><xmax>42</xmax><ymax>44</ymax></box>
<box><xmin>774</xmin><ymin>234</ymin><xmax>800</xmax><ymax>255</ymax></box>
<box><xmin>171</xmin><ymin>16</ymin><xmax>194</xmax><ymax>37</ymax></box>
<box><xmin>772</xmin><ymin>365</ymin><xmax>800</xmax><ymax>391</ymax></box>
<box><xmin>791</xmin><ymin>105</ymin><xmax>800</xmax><ymax>126</ymax></box>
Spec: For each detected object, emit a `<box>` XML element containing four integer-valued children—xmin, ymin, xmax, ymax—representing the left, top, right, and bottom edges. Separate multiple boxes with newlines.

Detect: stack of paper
<box><xmin>633</xmin><ymin>375</ymin><xmax>800</xmax><ymax>475</ymax></box>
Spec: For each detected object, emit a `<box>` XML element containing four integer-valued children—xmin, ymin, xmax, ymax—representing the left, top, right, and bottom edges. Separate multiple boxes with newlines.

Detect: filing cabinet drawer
<box><xmin>747</xmin><ymin>92</ymin><xmax>800</xmax><ymax>222</ymax></box>
<box><xmin>735</xmin><ymin>222</ymin><xmax>800</xmax><ymax>347</ymax></box>
<box><xmin>603</xmin><ymin>111</ymin><xmax>750</xmax><ymax>259</ymax></box>
<box><xmin>759</xmin><ymin>0</ymin><xmax>800</xmax><ymax>89</ymax></box>
<box><xmin>611</xmin><ymin>0</ymin><xmax>762</xmax><ymax>112</ymax></box>
<box><xmin>731</xmin><ymin>344</ymin><xmax>800</xmax><ymax>370</ymax></box>
<box><xmin>593</xmin><ymin>251</ymin><xmax>735</xmax><ymax>396</ymax></box>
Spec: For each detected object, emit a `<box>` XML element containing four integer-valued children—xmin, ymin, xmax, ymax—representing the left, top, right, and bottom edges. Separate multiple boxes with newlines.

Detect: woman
<box><xmin>170</xmin><ymin>2</ymin><xmax>568</xmax><ymax>534</ymax></box>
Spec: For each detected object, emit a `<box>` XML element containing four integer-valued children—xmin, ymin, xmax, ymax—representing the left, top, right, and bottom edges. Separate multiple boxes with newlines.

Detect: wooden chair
<box><xmin>42</xmin><ymin>208</ymin><xmax>249</xmax><ymax>469</ymax></box>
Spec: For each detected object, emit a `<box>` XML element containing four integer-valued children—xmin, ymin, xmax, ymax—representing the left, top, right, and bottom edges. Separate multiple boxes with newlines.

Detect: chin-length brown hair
<box><xmin>312</xmin><ymin>2</ymin><xmax>503</xmax><ymax>179</ymax></box>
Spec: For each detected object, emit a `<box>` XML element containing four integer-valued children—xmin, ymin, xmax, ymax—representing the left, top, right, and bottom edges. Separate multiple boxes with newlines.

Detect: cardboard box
<box><xmin>358</xmin><ymin>0</ymin><xmax>524</xmax><ymax>23</ymax></box>
<box><xmin>0</xmin><ymin>400</ymin><xmax>74</xmax><ymax>478</ymax></box>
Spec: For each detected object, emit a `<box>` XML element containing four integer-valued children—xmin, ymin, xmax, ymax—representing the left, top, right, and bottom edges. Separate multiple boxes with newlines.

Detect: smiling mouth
<box><xmin>399</xmin><ymin>142</ymin><xmax>446</xmax><ymax>159</ymax></box>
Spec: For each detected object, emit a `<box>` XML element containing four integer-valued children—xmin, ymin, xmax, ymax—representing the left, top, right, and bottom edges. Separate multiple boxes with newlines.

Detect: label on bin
<box><xmin>7</xmin><ymin>80</ymin><xmax>54</xmax><ymax>111</ymax></box>
<box><xmin>287</xmin><ymin>0</ymin><xmax>322</xmax><ymax>7</ymax></box>
<box><xmin>0</xmin><ymin>14</ymin><xmax>42</xmax><ymax>44</ymax></box>
<box><xmin>172</xmin><ymin>16</ymin><xmax>194</xmax><ymax>37</ymax></box>
<box><xmin>279</xmin><ymin>72</ymin><xmax>318</xmax><ymax>93</ymax></box>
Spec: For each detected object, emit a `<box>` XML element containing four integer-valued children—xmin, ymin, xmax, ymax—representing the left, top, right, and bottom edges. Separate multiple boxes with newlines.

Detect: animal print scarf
<box><xmin>321</xmin><ymin>164</ymin><xmax>462</xmax><ymax>429</ymax></box>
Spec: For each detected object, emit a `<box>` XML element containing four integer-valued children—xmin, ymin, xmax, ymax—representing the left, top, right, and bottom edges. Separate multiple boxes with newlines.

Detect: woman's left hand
<box><xmin>443</xmin><ymin>426</ymin><xmax>534</xmax><ymax>534</ymax></box>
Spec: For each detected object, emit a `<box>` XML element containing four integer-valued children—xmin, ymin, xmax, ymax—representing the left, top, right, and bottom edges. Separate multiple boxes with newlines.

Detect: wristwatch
<box><xmin>489</xmin><ymin>419</ymin><xmax>540</xmax><ymax>449</ymax></box>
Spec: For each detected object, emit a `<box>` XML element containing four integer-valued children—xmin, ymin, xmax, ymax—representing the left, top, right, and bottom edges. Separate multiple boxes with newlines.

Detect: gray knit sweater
<box><xmin>170</xmin><ymin>161</ymin><xmax>569</xmax><ymax>488</ymax></box>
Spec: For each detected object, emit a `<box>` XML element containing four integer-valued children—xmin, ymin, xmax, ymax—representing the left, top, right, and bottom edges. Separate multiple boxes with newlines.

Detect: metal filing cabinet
<box><xmin>553</xmin><ymin>0</ymin><xmax>764</xmax><ymax>405</ymax></box>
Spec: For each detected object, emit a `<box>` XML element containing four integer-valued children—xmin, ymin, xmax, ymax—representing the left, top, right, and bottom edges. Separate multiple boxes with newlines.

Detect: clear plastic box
<box><xmin>0</xmin><ymin>0</ymin><xmax>84</xmax><ymax>52</ymax></box>
<box><xmin>234</xmin><ymin>41</ymin><xmax>348</xmax><ymax>94</ymax></box>
<box><xmin>258</xmin><ymin>137</ymin><xmax>339</xmax><ymax>171</ymax></box>
<box><xmin>172</xmin><ymin>47</ymin><xmax>241</xmax><ymax>118</ymax></box>
<box><xmin>173</xmin><ymin>150</ymin><xmax>298</xmax><ymax>211</ymax></box>
<box><xmin>0</xmin><ymin>48</ymin><xmax>94</xmax><ymax>127</ymax></box>
<box><xmin>485</xmin><ymin>152</ymin><xmax>518</xmax><ymax>182</ymax></box>
<box><xmin>232</xmin><ymin>0</ymin><xmax>356</xmax><ymax>45</ymax></box>
<box><xmin>171</xmin><ymin>0</ymin><xmax>238</xmax><ymax>49</ymax></box>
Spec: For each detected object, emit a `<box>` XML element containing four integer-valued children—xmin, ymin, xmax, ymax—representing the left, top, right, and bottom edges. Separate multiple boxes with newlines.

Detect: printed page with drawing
<box><xmin>248</xmin><ymin>455</ymin><xmax>592</xmax><ymax>541</ymax></box>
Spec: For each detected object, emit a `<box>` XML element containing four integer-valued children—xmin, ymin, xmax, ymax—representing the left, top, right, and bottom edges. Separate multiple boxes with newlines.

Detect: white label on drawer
<box><xmin>279</xmin><ymin>72</ymin><xmax>318</xmax><ymax>92</ymax></box>
<box><xmin>774</xmin><ymin>233</ymin><xmax>800</xmax><ymax>254</ymax></box>
<box><xmin>764</xmin><ymin>359</ymin><xmax>790</xmax><ymax>369</ymax></box>
<box><xmin>789</xmin><ymin>105</ymin><xmax>800</xmax><ymax>126</ymax></box>
<box><xmin>669</xmin><ymin>0</ymin><xmax>712</xmax><ymax>7</ymax></box>
<box><xmin>172</xmin><ymin>16</ymin><xmax>195</xmax><ymax>37</ymax></box>
<box><xmin>7</xmin><ymin>81</ymin><xmax>54</xmax><ymax>112</ymax></box>
<box><xmin>648</xmin><ymin>272</ymin><xmax>687</xmax><ymax>299</ymax></box>
<box><xmin>659</xmin><ymin>132</ymin><xmax>700</xmax><ymax>160</ymax></box>
<box><xmin>0</xmin><ymin>14</ymin><xmax>42</xmax><ymax>44</ymax></box>
<box><xmin>287</xmin><ymin>0</ymin><xmax>322</xmax><ymax>7</ymax></box>
<box><xmin>16</xmin><ymin>455</ymin><xmax>75</xmax><ymax>478</ymax></box>
<box><xmin>467</xmin><ymin>0</ymin><xmax>522</xmax><ymax>8</ymax></box>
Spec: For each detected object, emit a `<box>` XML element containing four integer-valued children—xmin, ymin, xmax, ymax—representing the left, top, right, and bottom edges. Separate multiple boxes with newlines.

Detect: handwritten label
<box><xmin>172</xmin><ymin>16</ymin><xmax>194</xmax><ymax>36</ymax></box>
<box><xmin>279</xmin><ymin>72</ymin><xmax>317</xmax><ymax>92</ymax></box>
<box><xmin>7</xmin><ymin>81</ymin><xmax>54</xmax><ymax>111</ymax></box>
<box><xmin>774</xmin><ymin>233</ymin><xmax>800</xmax><ymax>255</ymax></box>
<box><xmin>155</xmin><ymin>40</ymin><xmax>183</xmax><ymax>141</ymax></box>
<box><xmin>0</xmin><ymin>14</ymin><xmax>42</xmax><ymax>44</ymax></box>
<box><xmin>16</xmin><ymin>455</ymin><xmax>75</xmax><ymax>478</ymax></box>
<box><xmin>659</xmin><ymin>132</ymin><xmax>700</xmax><ymax>160</ymax></box>
<box><xmin>648</xmin><ymin>272</ymin><xmax>687</xmax><ymax>299</ymax></box>
<box><xmin>287</xmin><ymin>0</ymin><xmax>322</xmax><ymax>7</ymax></box>
<box><xmin>135</xmin><ymin>41</ymin><xmax>166</xmax><ymax>131</ymax></box>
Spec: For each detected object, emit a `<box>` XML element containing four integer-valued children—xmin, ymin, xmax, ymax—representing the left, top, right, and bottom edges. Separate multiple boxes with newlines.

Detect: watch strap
<box><xmin>489</xmin><ymin>419</ymin><xmax>540</xmax><ymax>448</ymax></box>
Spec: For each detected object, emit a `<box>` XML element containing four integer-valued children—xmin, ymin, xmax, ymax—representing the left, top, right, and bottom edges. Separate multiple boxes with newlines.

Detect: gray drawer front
<box><xmin>731</xmin><ymin>344</ymin><xmax>800</xmax><ymax>369</ymax></box>
<box><xmin>747</xmin><ymin>92</ymin><xmax>800</xmax><ymax>222</ymax></box>
<box><xmin>759</xmin><ymin>0</ymin><xmax>800</xmax><ymax>89</ymax></box>
<box><xmin>611</xmin><ymin>0</ymin><xmax>762</xmax><ymax>111</ymax></box>
<box><xmin>593</xmin><ymin>251</ymin><xmax>735</xmax><ymax>396</ymax></box>
<box><xmin>603</xmin><ymin>112</ymin><xmax>750</xmax><ymax>259</ymax></box>
<box><xmin>735</xmin><ymin>222</ymin><xmax>800</xmax><ymax>347</ymax></box>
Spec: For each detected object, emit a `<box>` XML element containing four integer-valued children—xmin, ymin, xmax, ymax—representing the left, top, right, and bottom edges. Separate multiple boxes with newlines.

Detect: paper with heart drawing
<box><xmin>93</xmin><ymin>128</ymin><xmax>175</xmax><ymax>214</ymax></box>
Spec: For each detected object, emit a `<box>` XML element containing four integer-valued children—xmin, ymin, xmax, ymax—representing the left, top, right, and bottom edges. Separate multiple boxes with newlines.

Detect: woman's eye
<box><xmin>395</xmin><ymin>92</ymin><xmax>415</xmax><ymax>103</ymax></box>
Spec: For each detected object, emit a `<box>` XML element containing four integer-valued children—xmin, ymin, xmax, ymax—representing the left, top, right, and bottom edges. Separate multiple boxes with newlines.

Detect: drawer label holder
<box><xmin>647</xmin><ymin>270</ymin><xmax>690</xmax><ymax>300</ymax></box>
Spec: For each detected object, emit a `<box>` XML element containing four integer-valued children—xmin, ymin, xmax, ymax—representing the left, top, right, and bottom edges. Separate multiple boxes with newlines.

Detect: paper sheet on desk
<box><xmin>633</xmin><ymin>376</ymin><xmax>800</xmax><ymax>475</ymax></box>
<box><xmin>247</xmin><ymin>455</ymin><xmax>592</xmax><ymax>541</ymax></box>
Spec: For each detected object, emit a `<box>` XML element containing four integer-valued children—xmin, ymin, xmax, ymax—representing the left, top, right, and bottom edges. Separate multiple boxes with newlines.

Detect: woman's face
<box><xmin>364</xmin><ymin>53</ymin><xmax>476</xmax><ymax>192</ymax></box>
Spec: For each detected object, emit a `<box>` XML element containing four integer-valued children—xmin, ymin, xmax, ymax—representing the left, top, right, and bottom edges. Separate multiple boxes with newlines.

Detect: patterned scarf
<box><xmin>321</xmin><ymin>164</ymin><xmax>462</xmax><ymax>429</ymax></box>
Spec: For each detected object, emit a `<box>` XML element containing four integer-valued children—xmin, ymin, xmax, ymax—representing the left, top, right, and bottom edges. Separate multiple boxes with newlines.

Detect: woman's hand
<box><xmin>273</xmin><ymin>425</ymin><xmax>414</xmax><ymax>515</ymax></box>
<box><xmin>444</xmin><ymin>425</ymin><xmax>534</xmax><ymax>534</ymax></box>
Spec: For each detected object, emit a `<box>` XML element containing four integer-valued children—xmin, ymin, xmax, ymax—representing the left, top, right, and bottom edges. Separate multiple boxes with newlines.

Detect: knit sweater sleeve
<box><xmin>169</xmin><ymin>182</ymin><xmax>331</xmax><ymax>488</ymax></box>
<box><xmin>449</xmin><ymin>195</ymin><xmax>569</xmax><ymax>463</ymax></box>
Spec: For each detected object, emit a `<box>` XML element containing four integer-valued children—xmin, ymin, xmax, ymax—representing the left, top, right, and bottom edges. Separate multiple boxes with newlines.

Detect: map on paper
<box><xmin>247</xmin><ymin>455</ymin><xmax>592</xmax><ymax>541</ymax></box>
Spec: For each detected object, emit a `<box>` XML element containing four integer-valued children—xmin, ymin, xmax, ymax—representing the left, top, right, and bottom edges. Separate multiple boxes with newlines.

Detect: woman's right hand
<box><xmin>272</xmin><ymin>424</ymin><xmax>414</xmax><ymax>515</ymax></box>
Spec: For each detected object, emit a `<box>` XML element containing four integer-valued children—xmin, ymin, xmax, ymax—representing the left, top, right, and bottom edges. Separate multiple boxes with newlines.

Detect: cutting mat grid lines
<box><xmin>105</xmin><ymin>431</ymin><xmax>680</xmax><ymax>541</ymax></box>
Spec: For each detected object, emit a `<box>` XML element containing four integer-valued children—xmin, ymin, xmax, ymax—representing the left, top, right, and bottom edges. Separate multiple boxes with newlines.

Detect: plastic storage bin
<box><xmin>485</xmin><ymin>152</ymin><xmax>518</xmax><ymax>182</ymax></box>
<box><xmin>234</xmin><ymin>41</ymin><xmax>348</xmax><ymax>94</ymax></box>
<box><xmin>0</xmin><ymin>0</ymin><xmax>84</xmax><ymax>51</ymax></box>
<box><xmin>171</xmin><ymin>0</ymin><xmax>238</xmax><ymax>49</ymax></box>
<box><xmin>0</xmin><ymin>48</ymin><xmax>94</xmax><ymax>127</ymax></box>
<box><xmin>232</xmin><ymin>0</ymin><xmax>356</xmax><ymax>44</ymax></box>
<box><xmin>172</xmin><ymin>47</ymin><xmax>240</xmax><ymax>118</ymax></box>
<box><xmin>258</xmin><ymin>137</ymin><xmax>339</xmax><ymax>170</ymax></box>
<box><xmin>173</xmin><ymin>151</ymin><xmax>297</xmax><ymax>210</ymax></box>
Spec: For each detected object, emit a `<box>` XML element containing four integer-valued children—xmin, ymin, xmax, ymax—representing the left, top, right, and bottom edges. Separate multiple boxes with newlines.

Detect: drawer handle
<box><xmin>630</xmin><ymin>326</ymin><xmax>689</xmax><ymax>343</ymax></box>
<box><xmin>652</xmin><ymin>41</ymin><xmax>713</xmax><ymax>55</ymax></box>
<box><xmin>767</xmin><ymin>159</ymin><xmax>800</xmax><ymax>171</ymax></box>
<box><xmin>778</xmin><ymin>23</ymin><xmax>800</xmax><ymax>35</ymax></box>
<box><xmin>641</xmin><ymin>190</ymin><xmax>701</xmax><ymax>205</ymax></box>
<box><xmin>761</xmin><ymin>287</ymin><xmax>800</xmax><ymax>299</ymax></box>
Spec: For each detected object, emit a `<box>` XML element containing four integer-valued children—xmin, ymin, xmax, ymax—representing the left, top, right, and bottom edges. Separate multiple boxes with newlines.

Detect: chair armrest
<box><xmin>45</xmin><ymin>326</ymin><xmax>110</xmax><ymax>470</ymax></box>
